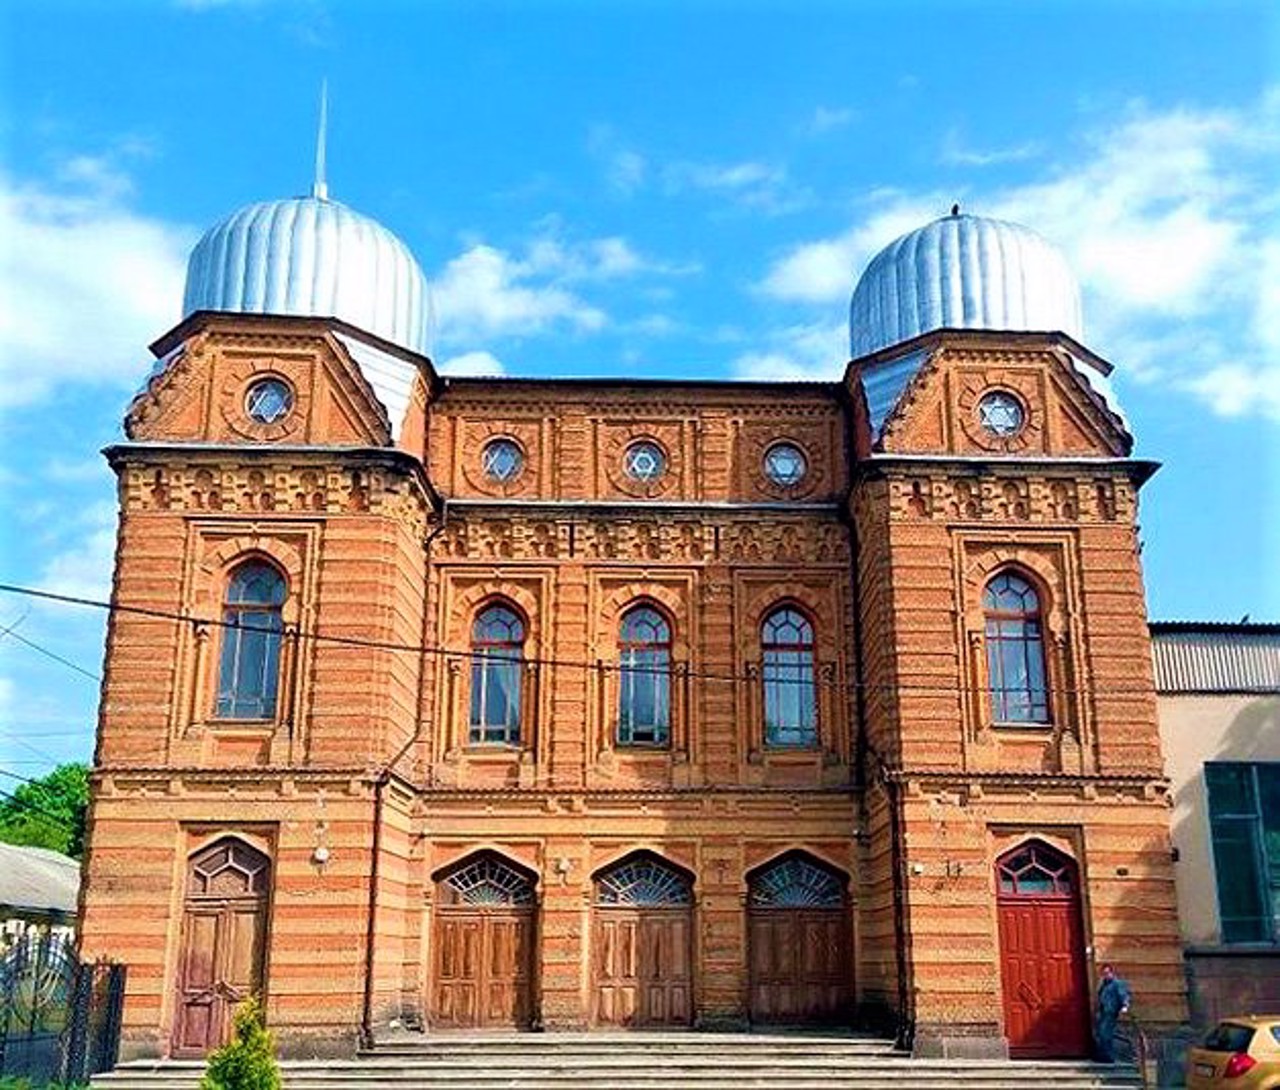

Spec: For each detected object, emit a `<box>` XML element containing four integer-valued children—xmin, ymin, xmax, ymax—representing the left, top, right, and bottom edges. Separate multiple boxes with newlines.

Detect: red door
<box><xmin>173</xmin><ymin>839</ymin><xmax>271</xmax><ymax>1057</ymax></box>
<box><xmin>996</xmin><ymin>842</ymin><xmax>1090</xmax><ymax>1059</ymax></box>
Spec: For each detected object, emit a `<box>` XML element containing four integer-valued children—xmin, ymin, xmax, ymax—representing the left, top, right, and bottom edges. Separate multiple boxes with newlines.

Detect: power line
<box><xmin>0</xmin><ymin>579</ymin><xmax>1167</xmax><ymax>699</ymax></box>
<box><xmin>0</xmin><ymin>628</ymin><xmax>101</xmax><ymax>683</ymax></box>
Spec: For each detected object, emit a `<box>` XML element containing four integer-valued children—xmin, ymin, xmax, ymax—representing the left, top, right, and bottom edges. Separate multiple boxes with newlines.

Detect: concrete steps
<box><xmin>93</xmin><ymin>1033</ymin><xmax>1143</xmax><ymax>1089</ymax></box>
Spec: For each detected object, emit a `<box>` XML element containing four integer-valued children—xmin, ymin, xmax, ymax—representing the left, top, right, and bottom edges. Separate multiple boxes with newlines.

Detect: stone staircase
<box><xmin>93</xmin><ymin>1032</ymin><xmax>1144</xmax><ymax>1089</ymax></box>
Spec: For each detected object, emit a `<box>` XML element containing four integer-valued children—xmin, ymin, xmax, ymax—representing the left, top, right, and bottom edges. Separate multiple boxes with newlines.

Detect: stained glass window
<box><xmin>997</xmin><ymin>842</ymin><xmax>1074</xmax><ymax>897</ymax></box>
<box><xmin>215</xmin><ymin>561</ymin><xmax>286</xmax><ymax>719</ymax></box>
<box><xmin>618</xmin><ymin>606</ymin><xmax>672</xmax><ymax>746</ymax></box>
<box><xmin>441</xmin><ymin>855</ymin><xmax>535</xmax><ymax>906</ymax></box>
<box><xmin>596</xmin><ymin>855</ymin><xmax>692</xmax><ymax>906</ymax></box>
<box><xmin>470</xmin><ymin>605</ymin><xmax>525</xmax><ymax>745</ymax></box>
<box><xmin>764</xmin><ymin>443</ymin><xmax>807</xmax><ymax>487</ymax></box>
<box><xmin>983</xmin><ymin>572</ymin><xmax>1050</xmax><ymax>724</ymax></box>
<box><xmin>624</xmin><ymin>441</ymin><xmax>666</xmax><ymax>482</ymax></box>
<box><xmin>482</xmin><ymin>439</ymin><xmax>523</xmax><ymax>482</ymax></box>
<box><xmin>244</xmin><ymin>377</ymin><xmax>293</xmax><ymax>425</ymax></box>
<box><xmin>762</xmin><ymin>606</ymin><xmax>818</xmax><ymax>748</ymax></box>
<box><xmin>750</xmin><ymin>856</ymin><xmax>844</xmax><ymax>908</ymax></box>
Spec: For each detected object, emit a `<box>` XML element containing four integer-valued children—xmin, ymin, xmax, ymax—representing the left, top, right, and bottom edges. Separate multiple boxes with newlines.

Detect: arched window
<box><xmin>438</xmin><ymin>853</ymin><xmax>536</xmax><ymax>907</ymax></box>
<box><xmin>469</xmin><ymin>604</ymin><xmax>525</xmax><ymax>745</ymax></box>
<box><xmin>997</xmin><ymin>841</ymin><xmax>1075</xmax><ymax>897</ymax></box>
<box><xmin>749</xmin><ymin>854</ymin><xmax>845</xmax><ymax>908</ymax></box>
<box><xmin>762</xmin><ymin>606</ymin><xmax>817</xmax><ymax>747</ymax></box>
<box><xmin>215</xmin><ymin>561</ymin><xmax>286</xmax><ymax>719</ymax></box>
<box><xmin>595</xmin><ymin>854</ymin><xmax>692</xmax><ymax>906</ymax></box>
<box><xmin>983</xmin><ymin>572</ymin><xmax>1050</xmax><ymax>724</ymax></box>
<box><xmin>617</xmin><ymin>605</ymin><xmax>672</xmax><ymax>746</ymax></box>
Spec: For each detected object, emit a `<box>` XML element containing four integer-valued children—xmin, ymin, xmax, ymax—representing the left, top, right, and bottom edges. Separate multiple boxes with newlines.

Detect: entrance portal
<box><xmin>996</xmin><ymin>841</ymin><xmax>1090</xmax><ymax>1058</ymax></box>
<box><xmin>431</xmin><ymin>853</ymin><xmax>536</xmax><ymax>1028</ymax></box>
<box><xmin>747</xmin><ymin>853</ymin><xmax>851</xmax><ymax>1024</ymax></box>
<box><xmin>592</xmin><ymin>853</ymin><xmax>693</xmax><ymax>1027</ymax></box>
<box><xmin>173</xmin><ymin>838</ymin><xmax>271</xmax><ymax>1057</ymax></box>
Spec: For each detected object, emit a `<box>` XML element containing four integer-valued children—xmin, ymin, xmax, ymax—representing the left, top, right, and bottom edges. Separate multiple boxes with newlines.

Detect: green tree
<box><xmin>0</xmin><ymin>762</ymin><xmax>90</xmax><ymax>857</ymax></box>
<box><xmin>201</xmin><ymin>997</ymin><xmax>281</xmax><ymax>1090</ymax></box>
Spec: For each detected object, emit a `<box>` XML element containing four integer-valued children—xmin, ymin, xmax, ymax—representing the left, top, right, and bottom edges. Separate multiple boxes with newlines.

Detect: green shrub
<box><xmin>200</xmin><ymin>996</ymin><xmax>281</xmax><ymax>1090</ymax></box>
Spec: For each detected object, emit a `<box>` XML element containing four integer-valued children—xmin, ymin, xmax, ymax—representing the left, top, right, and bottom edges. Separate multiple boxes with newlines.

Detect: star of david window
<box><xmin>244</xmin><ymin>378</ymin><xmax>294</xmax><ymax>425</ymax></box>
<box><xmin>997</xmin><ymin>842</ymin><xmax>1074</xmax><ymax>897</ymax></box>
<box><xmin>977</xmin><ymin>391</ymin><xmax>1025</xmax><ymax>438</ymax></box>
<box><xmin>596</xmin><ymin>856</ymin><xmax>692</xmax><ymax>906</ymax></box>
<box><xmin>623</xmin><ymin>441</ymin><xmax>666</xmax><ymax>483</ymax></box>
<box><xmin>482</xmin><ymin>438</ymin><xmax>524</xmax><ymax>483</ymax></box>
<box><xmin>749</xmin><ymin>856</ymin><xmax>844</xmax><ymax>908</ymax></box>
<box><xmin>440</xmin><ymin>855</ymin><xmax>535</xmax><ymax>906</ymax></box>
<box><xmin>764</xmin><ymin>443</ymin><xmax>807</xmax><ymax>487</ymax></box>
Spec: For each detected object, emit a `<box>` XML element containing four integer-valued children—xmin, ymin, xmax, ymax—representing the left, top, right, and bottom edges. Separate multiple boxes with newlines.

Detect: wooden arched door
<box><xmin>996</xmin><ymin>841</ymin><xmax>1090</xmax><ymax>1058</ymax></box>
<box><xmin>592</xmin><ymin>854</ymin><xmax>693</xmax><ymax>1027</ymax></box>
<box><xmin>748</xmin><ymin>853</ymin><xmax>851</xmax><ymax>1024</ymax></box>
<box><xmin>431</xmin><ymin>853</ymin><xmax>536</xmax><ymax>1028</ymax></box>
<box><xmin>173</xmin><ymin>838</ymin><xmax>271</xmax><ymax>1057</ymax></box>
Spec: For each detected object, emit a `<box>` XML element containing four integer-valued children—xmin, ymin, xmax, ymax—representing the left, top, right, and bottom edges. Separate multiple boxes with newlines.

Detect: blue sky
<box><xmin>0</xmin><ymin>1</ymin><xmax>1277</xmax><ymax>776</ymax></box>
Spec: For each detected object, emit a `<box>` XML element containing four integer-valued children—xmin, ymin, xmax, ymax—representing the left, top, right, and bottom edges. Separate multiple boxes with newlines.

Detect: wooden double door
<box><xmin>591</xmin><ymin>853</ymin><xmax>695</xmax><ymax>1027</ymax></box>
<box><xmin>432</xmin><ymin>907</ymin><xmax>534</xmax><ymax>1028</ymax></box>
<box><xmin>747</xmin><ymin>854</ymin><xmax>851</xmax><ymax>1024</ymax></box>
<box><xmin>592</xmin><ymin>907</ymin><xmax>693</xmax><ymax>1027</ymax></box>
<box><xmin>748</xmin><ymin>908</ymin><xmax>850</xmax><ymax>1023</ymax></box>
<box><xmin>173</xmin><ymin>839</ymin><xmax>271</xmax><ymax>1057</ymax></box>
<box><xmin>430</xmin><ymin>853</ymin><xmax>537</xmax><ymax>1028</ymax></box>
<box><xmin>996</xmin><ymin>842</ymin><xmax>1090</xmax><ymax>1058</ymax></box>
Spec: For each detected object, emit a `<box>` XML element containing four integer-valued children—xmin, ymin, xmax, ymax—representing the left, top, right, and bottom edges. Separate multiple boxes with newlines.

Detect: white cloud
<box><xmin>39</xmin><ymin>502</ymin><xmax>117</xmax><ymax>604</ymax></box>
<box><xmin>733</xmin><ymin>321</ymin><xmax>847</xmax><ymax>382</ymax></box>
<box><xmin>1182</xmin><ymin>365</ymin><xmax>1280</xmax><ymax>419</ymax></box>
<box><xmin>756</xmin><ymin>93</ymin><xmax>1280</xmax><ymax>420</ymax></box>
<box><xmin>0</xmin><ymin>159</ymin><xmax>195</xmax><ymax>407</ymax></box>
<box><xmin>940</xmin><ymin>130</ymin><xmax>1041</xmax><ymax>167</ymax></box>
<box><xmin>431</xmin><ymin>244</ymin><xmax>606</xmax><ymax>343</ymax></box>
<box><xmin>587</xmin><ymin>125</ymin><xmax>648</xmax><ymax>196</ymax></box>
<box><xmin>805</xmin><ymin>106</ymin><xmax>857</xmax><ymax>136</ymax></box>
<box><xmin>439</xmin><ymin>350</ymin><xmax>506</xmax><ymax>377</ymax></box>
<box><xmin>663</xmin><ymin>159</ymin><xmax>807</xmax><ymax>214</ymax></box>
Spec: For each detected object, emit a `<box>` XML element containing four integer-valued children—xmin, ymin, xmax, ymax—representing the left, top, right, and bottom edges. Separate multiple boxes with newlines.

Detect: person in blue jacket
<box><xmin>1094</xmin><ymin>963</ymin><xmax>1132</xmax><ymax>1063</ymax></box>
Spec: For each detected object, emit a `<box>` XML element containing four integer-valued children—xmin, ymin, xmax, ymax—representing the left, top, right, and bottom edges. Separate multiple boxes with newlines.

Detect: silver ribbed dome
<box><xmin>182</xmin><ymin>196</ymin><xmax>429</xmax><ymax>356</ymax></box>
<box><xmin>850</xmin><ymin>213</ymin><xmax>1083</xmax><ymax>358</ymax></box>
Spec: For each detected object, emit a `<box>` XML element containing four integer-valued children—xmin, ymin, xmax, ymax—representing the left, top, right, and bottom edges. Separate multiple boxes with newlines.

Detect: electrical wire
<box><xmin>0</xmin><ymin>579</ymin><xmax>1161</xmax><ymax>699</ymax></box>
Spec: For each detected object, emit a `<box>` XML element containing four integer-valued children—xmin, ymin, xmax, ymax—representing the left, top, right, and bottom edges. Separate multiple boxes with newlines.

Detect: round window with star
<box><xmin>623</xmin><ymin>440</ymin><xmax>666</xmax><ymax>482</ymax></box>
<box><xmin>977</xmin><ymin>391</ymin><xmax>1026</xmax><ymax>439</ymax></box>
<box><xmin>244</xmin><ymin>377</ymin><xmax>294</xmax><ymax>425</ymax></box>
<box><xmin>763</xmin><ymin>442</ymin><xmax>808</xmax><ymax>487</ymax></box>
<box><xmin>481</xmin><ymin>438</ymin><xmax>524</xmax><ymax>483</ymax></box>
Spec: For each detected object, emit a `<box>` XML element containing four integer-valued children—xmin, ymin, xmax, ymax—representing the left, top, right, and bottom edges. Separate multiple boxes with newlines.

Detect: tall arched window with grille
<box><xmin>617</xmin><ymin>604</ymin><xmax>672</xmax><ymax>746</ymax></box>
<box><xmin>215</xmin><ymin>561</ymin><xmax>286</xmax><ymax>719</ymax></box>
<box><xmin>470</xmin><ymin>604</ymin><xmax>525</xmax><ymax>745</ymax></box>
<box><xmin>983</xmin><ymin>571</ymin><xmax>1050</xmax><ymax>723</ymax></box>
<box><xmin>761</xmin><ymin>606</ymin><xmax>818</xmax><ymax>747</ymax></box>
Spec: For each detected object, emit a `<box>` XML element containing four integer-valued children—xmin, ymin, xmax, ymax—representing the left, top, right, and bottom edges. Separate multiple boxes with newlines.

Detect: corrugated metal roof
<box><xmin>0</xmin><ymin>843</ymin><xmax>80</xmax><ymax>919</ymax></box>
<box><xmin>1149</xmin><ymin>623</ymin><xmax>1280</xmax><ymax>693</ymax></box>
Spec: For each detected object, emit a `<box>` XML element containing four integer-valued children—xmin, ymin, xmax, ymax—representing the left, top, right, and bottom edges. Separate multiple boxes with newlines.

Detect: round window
<box><xmin>244</xmin><ymin>377</ymin><xmax>293</xmax><ymax>425</ymax></box>
<box><xmin>482</xmin><ymin>438</ymin><xmax>524</xmax><ymax>482</ymax></box>
<box><xmin>977</xmin><ymin>391</ymin><xmax>1025</xmax><ymax>438</ymax></box>
<box><xmin>624</xmin><ymin>441</ymin><xmax>666</xmax><ymax>482</ymax></box>
<box><xmin>764</xmin><ymin>443</ymin><xmax>807</xmax><ymax>486</ymax></box>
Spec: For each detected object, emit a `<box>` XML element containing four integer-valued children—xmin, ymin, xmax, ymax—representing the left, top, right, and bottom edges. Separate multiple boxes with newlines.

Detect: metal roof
<box><xmin>850</xmin><ymin>213</ymin><xmax>1084</xmax><ymax>359</ymax></box>
<box><xmin>1149</xmin><ymin>623</ymin><xmax>1280</xmax><ymax>694</ymax></box>
<box><xmin>0</xmin><ymin>843</ymin><xmax>80</xmax><ymax>919</ymax></box>
<box><xmin>183</xmin><ymin>197</ymin><xmax>430</xmax><ymax>356</ymax></box>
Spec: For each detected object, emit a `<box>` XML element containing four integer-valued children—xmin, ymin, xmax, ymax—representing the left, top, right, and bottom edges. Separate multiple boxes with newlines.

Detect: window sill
<box><xmin>989</xmin><ymin>720</ymin><xmax>1054</xmax><ymax>731</ymax></box>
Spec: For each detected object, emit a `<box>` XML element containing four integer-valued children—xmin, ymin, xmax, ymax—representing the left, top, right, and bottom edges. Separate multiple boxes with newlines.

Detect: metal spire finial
<box><xmin>312</xmin><ymin>78</ymin><xmax>329</xmax><ymax>200</ymax></box>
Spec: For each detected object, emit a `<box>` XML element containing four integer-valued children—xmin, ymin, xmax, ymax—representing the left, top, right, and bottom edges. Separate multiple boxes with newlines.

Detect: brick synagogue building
<box><xmin>79</xmin><ymin>182</ymin><xmax>1189</xmax><ymax>1062</ymax></box>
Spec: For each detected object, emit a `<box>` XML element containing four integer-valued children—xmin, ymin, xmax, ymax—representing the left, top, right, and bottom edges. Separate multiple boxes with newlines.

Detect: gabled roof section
<box><xmin>848</xmin><ymin>329</ymin><xmax>1132</xmax><ymax>453</ymax></box>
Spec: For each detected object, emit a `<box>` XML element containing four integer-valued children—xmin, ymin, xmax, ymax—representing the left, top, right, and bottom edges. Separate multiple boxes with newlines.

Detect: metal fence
<box><xmin>0</xmin><ymin>930</ymin><xmax>125</xmax><ymax>1084</ymax></box>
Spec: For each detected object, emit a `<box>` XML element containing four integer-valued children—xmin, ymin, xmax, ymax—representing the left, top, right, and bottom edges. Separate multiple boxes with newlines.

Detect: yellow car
<box><xmin>1187</xmin><ymin>1017</ymin><xmax>1280</xmax><ymax>1088</ymax></box>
